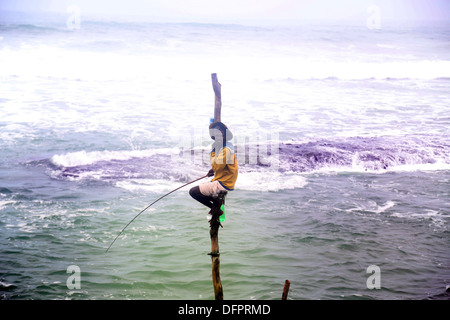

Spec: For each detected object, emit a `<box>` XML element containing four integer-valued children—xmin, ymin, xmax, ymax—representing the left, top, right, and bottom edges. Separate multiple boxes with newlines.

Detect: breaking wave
<box><xmin>278</xmin><ymin>135</ymin><xmax>450</xmax><ymax>173</ymax></box>
<box><xmin>31</xmin><ymin>134</ymin><xmax>449</xmax><ymax>193</ymax></box>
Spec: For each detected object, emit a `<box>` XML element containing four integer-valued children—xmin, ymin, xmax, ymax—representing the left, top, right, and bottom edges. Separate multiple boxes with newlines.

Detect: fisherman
<box><xmin>106</xmin><ymin>122</ymin><xmax>238</xmax><ymax>252</ymax></box>
<box><xmin>189</xmin><ymin>122</ymin><xmax>238</xmax><ymax>222</ymax></box>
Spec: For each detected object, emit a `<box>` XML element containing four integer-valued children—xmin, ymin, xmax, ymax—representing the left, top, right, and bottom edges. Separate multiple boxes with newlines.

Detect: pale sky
<box><xmin>1</xmin><ymin>0</ymin><xmax>449</xmax><ymax>24</ymax></box>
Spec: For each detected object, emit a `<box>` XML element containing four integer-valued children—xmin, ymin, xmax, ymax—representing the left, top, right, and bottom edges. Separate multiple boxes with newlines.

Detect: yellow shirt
<box><xmin>210</xmin><ymin>143</ymin><xmax>238</xmax><ymax>190</ymax></box>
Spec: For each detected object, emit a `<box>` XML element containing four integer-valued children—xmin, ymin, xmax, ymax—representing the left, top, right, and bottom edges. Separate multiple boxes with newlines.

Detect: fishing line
<box><xmin>105</xmin><ymin>174</ymin><xmax>208</xmax><ymax>253</ymax></box>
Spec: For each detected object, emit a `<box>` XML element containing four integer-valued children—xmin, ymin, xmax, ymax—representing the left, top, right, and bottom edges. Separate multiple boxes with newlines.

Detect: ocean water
<box><xmin>0</xmin><ymin>12</ymin><xmax>449</xmax><ymax>300</ymax></box>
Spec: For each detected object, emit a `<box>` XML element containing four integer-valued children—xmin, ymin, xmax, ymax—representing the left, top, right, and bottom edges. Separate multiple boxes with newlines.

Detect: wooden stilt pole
<box><xmin>209</xmin><ymin>73</ymin><xmax>224</xmax><ymax>300</ymax></box>
<box><xmin>211</xmin><ymin>73</ymin><xmax>222</xmax><ymax>123</ymax></box>
<box><xmin>209</xmin><ymin>220</ymin><xmax>223</xmax><ymax>300</ymax></box>
<box><xmin>281</xmin><ymin>279</ymin><xmax>290</xmax><ymax>300</ymax></box>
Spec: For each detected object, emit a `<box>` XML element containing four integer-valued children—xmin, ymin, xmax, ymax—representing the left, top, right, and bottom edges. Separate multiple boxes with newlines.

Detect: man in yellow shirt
<box><xmin>189</xmin><ymin>122</ymin><xmax>238</xmax><ymax>220</ymax></box>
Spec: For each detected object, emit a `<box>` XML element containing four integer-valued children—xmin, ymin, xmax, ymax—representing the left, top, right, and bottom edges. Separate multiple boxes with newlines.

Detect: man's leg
<box><xmin>189</xmin><ymin>186</ymin><xmax>216</xmax><ymax>208</ymax></box>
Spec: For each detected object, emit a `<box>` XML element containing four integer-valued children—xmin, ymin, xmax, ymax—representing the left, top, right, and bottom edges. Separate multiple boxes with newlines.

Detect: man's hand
<box><xmin>207</xmin><ymin>169</ymin><xmax>215</xmax><ymax>177</ymax></box>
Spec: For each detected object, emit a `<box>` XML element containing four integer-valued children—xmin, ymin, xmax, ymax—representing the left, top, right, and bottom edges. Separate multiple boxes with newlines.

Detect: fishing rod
<box><xmin>105</xmin><ymin>174</ymin><xmax>208</xmax><ymax>253</ymax></box>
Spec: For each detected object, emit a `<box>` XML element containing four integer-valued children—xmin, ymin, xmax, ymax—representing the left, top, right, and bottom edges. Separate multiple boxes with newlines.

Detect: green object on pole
<box><xmin>219</xmin><ymin>204</ymin><xmax>225</xmax><ymax>222</ymax></box>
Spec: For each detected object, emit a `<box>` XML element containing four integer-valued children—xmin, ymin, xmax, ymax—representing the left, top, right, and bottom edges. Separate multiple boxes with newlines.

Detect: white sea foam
<box><xmin>115</xmin><ymin>171</ymin><xmax>308</xmax><ymax>193</ymax></box>
<box><xmin>50</xmin><ymin>148</ymin><xmax>179</xmax><ymax>168</ymax></box>
<box><xmin>373</xmin><ymin>201</ymin><xmax>396</xmax><ymax>214</ymax></box>
<box><xmin>392</xmin><ymin>209</ymin><xmax>449</xmax><ymax>230</ymax></box>
<box><xmin>115</xmin><ymin>179</ymin><xmax>182</xmax><ymax>193</ymax></box>
<box><xmin>236</xmin><ymin>171</ymin><xmax>308</xmax><ymax>192</ymax></box>
<box><xmin>2</xmin><ymin>42</ymin><xmax>449</xmax><ymax>81</ymax></box>
<box><xmin>0</xmin><ymin>200</ymin><xmax>15</xmax><ymax>209</ymax></box>
<box><xmin>310</xmin><ymin>161</ymin><xmax>450</xmax><ymax>175</ymax></box>
<box><xmin>345</xmin><ymin>201</ymin><xmax>396</xmax><ymax>215</ymax></box>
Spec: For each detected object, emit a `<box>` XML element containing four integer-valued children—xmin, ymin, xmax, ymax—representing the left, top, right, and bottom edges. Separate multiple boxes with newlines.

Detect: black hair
<box><xmin>209</xmin><ymin>121</ymin><xmax>233</xmax><ymax>141</ymax></box>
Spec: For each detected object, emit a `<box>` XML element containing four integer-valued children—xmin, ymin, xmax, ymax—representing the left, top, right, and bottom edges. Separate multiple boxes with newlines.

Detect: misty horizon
<box><xmin>1</xmin><ymin>0</ymin><xmax>449</xmax><ymax>27</ymax></box>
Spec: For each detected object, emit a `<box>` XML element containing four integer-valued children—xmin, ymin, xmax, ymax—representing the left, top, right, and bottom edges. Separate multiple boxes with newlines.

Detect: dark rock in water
<box><xmin>0</xmin><ymin>187</ymin><xmax>13</xmax><ymax>194</ymax></box>
<box><xmin>423</xmin><ymin>286</ymin><xmax>450</xmax><ymax>300</ymax></box>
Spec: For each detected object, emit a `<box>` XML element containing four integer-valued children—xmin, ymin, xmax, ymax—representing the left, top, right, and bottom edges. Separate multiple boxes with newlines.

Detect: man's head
<box><xmin>209</xmin><ymin>122</ymin><xmax>233</xmax><ymax>141</ymax></box>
